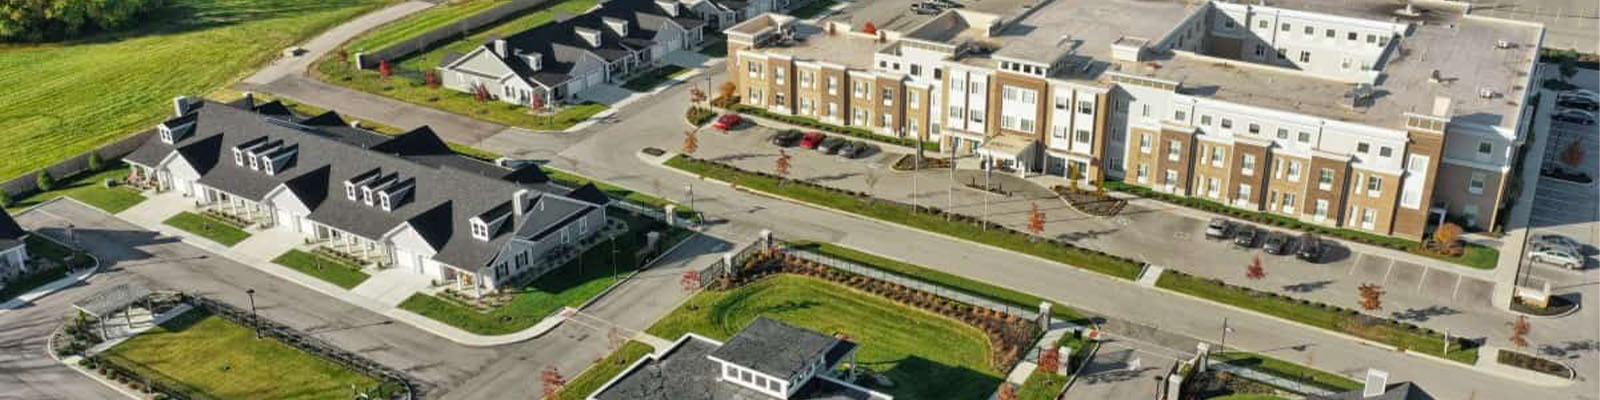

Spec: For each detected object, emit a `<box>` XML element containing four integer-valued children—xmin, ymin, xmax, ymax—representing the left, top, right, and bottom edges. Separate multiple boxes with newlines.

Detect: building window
<box><xmin>909</xmin><ymin>91</ymin><xmax>919</xmax><ymax>107</ymax></box>
<box><xmin>1303</xmin><ymin>26</ymin><xmax>1314</xmax><ymax>35</ymax></box>
<box><xmin>1238</xmin><ymin>184</ymin><xmax>1252</xmax><ymax>203</ymax></box>
<box><xmin>800</xmin><ymin>71</ymin><xmax>813</xmax><ymax>88</ymax></box>
<box><xmin>1298</xmin><ymin>132</ymin><xmax>1311</xmax><ymax>143</ymax></box>
<box><xmin>1258</xmin><ymin>20</ymin><xmax>1268</xmax><ymax>29</ymax></box>
<box><xmin>827</xmin><ymin>76</ymin><xmax>837</xmax><ymax>94</ymax></box>
<box><xmin>1325</xmin><ymin>28</ymin><xmax>1335</xmax><ymax>38</ymax></box>
<box><xmin>1357</xmin><ymin>143</ymin><xmax>1369</xmax><ymax>153</ymax></box>
<box><xmin>1220</xmin><ymin>118</ymin><xmax>1232</xmax><ymax>129</ymax></box>
<box><xmin>969</xmin><ymin>109</ymin><xmax>984</xmax><ymax>123</ymax></box>
<box><xmin>1283</xmin><ymin>192</ymin><xmax>1297</xmax><ymax>213</ymax></box>
<box><xmin>1314</xmin><ymin>199</ymin><xmax>1330</xmax><ymax>221</ymax></box>
<box><xmin>1281</xmin><ymin>23</ymin><xmax>1291</xmax><ymax>32</ymax></box>
<box><xmin>1136</xmin><ymin>164</ymin><xmax>1149</xmax><ymax>183</ymax></box>
<box><xmin>725</xmin><ymin>365</ymin><xmax>737</xmax><ymax>379</ymax></box>
<box><xmin>1379</xmin><ymin>147</ymin><xmax>1392</xmax><ymax>157</ymax></box>
<box><xmin>1476</xmin><ymin>141</ymin><xmax>1493</xmax><ymax>159</ymax></box>
<box><xmin>1468</xmin><ymin>173</ymin><xmax>1486</xmax><ymax>194</ymax></box>
<box><xmin>1164</xmin><ymin>169</ymin><xmax>1179</xmax><ymax>188</ymax></box>
<box><xmin>1167</xmin><ymin>139</ymin><xmax>1181</xmax><ymax>161</ymax></box>
<box><xmin>1074</xmin><ymin>129</ymin><xmax>1091</xmax><ymax>144</ymax></box>
<box><xmin>774</xmin><ymin>93</ymin><xmax>786</xmax><ymax>106</ymax></box>
<box><xmin>1020</xmin><ymin>118</ymin><xmax>1035</xmax><ymax>133</ymax></box>
<box><xmin>1298</xmin><ymin>51</ymin><xmax>1311</xmax><ymax>63</ymax></box>
<box><xmin>1078</xmin><ymin>100</ymin><xmax>1093</xmax><ymax>114</ymax></box>
<box><xmin>910</xmin><ymin>64</ymin><xmax>922</xmax><ymax>76</ymax></box>
<box><xmin>1287</xmin><ymin>161</ymin><xmax>1302</xmax><ymax>181</ymax></box>
<box><xmin>344</xmin><ymin>183</ymin><xmax>357</xmax><ymax>200</ymax></box>
<box><xmin>471</xmin><ymin>220</ymin><xmax>489</xmax><ymax>240</ymax></box>
<box><xmin>756</xmin><ymin>376</ymin><xmax>768</xmax><ymax>388</ymax></box>
<box><xmin>1139</xmin><ymin>134</ymin><xmax>1151</xmax><ymax>153</ymax></box>
<box><xmin>1362</xmin><ymin>208</ymin><xmax>1377</xmax><ymax>229</ymax></box>
<box><xmin>1174</xmin><ymin>110</ymin><xmax>1187</xmax><ymax>121</ymax></box>
<box><xmin>951</xmin><ymin>106</ymin><xmax>964</xmax><ymax>120</ymax></box>
<box><xmin>1367</xmin><ymin>176</ymin><xmax>1382</xmax><ymax>197</ymax></box>
<box><xmin>882</xmin><ymin>88</ymin><xmax>893</xmax><ymax>104</ymax></box>
<box><xmin>1274</xmin><ymin>129</ymin><xmax>1287</xmax><ymax>140</ymax></box>
<box><xmin>1210</xmin><ymin>147</ymin><xmax>1224</xmax><ymax>167</ymax></box>
<box><xmin>1348</xmin><ymin>32</ymin><xmax>1358</xmax><ymax>41</ymax></box>
<box><xmin>1248</xmin><ymin>123</ymin><xmax>1260</xmax><ymax>134</ymax></box>
<box><xmin>775</xmin><ymin>67</ymin><xmax>785</xmax><ymax>82</ymax></box>
<box><xmin>741</xmin><ymin>370</ymin><xmax>753</xmax><ymax>383</ymax></box>
<box><xmin>1200</xmin><ymin>115</ymin><xmax>1212</xmax><ymax>126</ymax></box>
<box><xmin>1242</xmin><ymin>154</ymin><xmax>1256</xmax><ymax>175</ymax></box>
<box><xmin>1318</xmin><ymin>168</ymin><xmax>1335</xmax><ymax>190</ymax></box>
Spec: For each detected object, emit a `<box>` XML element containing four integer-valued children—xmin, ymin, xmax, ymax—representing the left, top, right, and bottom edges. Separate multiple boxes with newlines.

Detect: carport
<box><xmin>72</xmin><ymin>283</ymin><xmax>154</xmax><ymax>341</ymax></box>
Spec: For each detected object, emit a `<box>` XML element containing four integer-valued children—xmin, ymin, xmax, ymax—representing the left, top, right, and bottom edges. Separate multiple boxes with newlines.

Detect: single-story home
<box><xmin>0</xmin><ymin>208</ymin><xmax>30</xmax><ymax>284</ymax></box>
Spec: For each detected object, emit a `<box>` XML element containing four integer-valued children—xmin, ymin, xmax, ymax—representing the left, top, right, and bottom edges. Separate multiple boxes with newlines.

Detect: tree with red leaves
<box><xmin>1510</xmin><ymin>315</ymin><xmax>1532</xmax><ymax>348</ymax></box>
<box><xmin>424</xmin><ymin>70</ymin><xmax>439</xmax><ymax>89</ymax></box>
<box><xmin>338</xmin><ymin>49</ymin><xmax>350</xmax><ymax>66</ymax></box>
<box><xmin>682</xmin><ymin>129</ymin><xmax>699</xmax><ymax>154</ymax></box>
<box><xmin>1038</xmin><ymin>347</ymin><xmax>1061</xmax><ymax>374</ymax></box>
<box><xmin>378</xmin><ymin>59</ymin><xmax>392</xmax><ymax>80</ymax></box>
<box><xmin>680</xmin><ymin>270</ymin><xmax>701</xmax><ymax>292</ymax></box>
<box><xmin>1246</xmin><ymin>255</ymin><xmax>1265</xmax><ymax>280</ymax></box>
<box><xmin>1561</xmin><ymin>138</ymin><xmax>1586</xmax><ymax>167</ymax></box>
<box><xmin>540</xmin><ymin>365</ymin><xmax>565</xmax><ymax>398</ymax></box>
<box><xmin>776</xmin><ymin>150</ymin><xmax>792</xmax><ymax>184</ymax></box>
<box><xmin>861</xmin><ymin>22</ymin><xmax>877</xmax><ymax>34</ymax></box>
<box><xmin>1027</xmin><ymin>202</ymin><xmax>1046</xmax><ymax>238</ymax></box>
<box><xmin>1358</xmin><ymin>283</ymin><xmax>1384</xmax><ymax>311</ymax></box>
<box><xmin>474</xmin><ymin>83</ymin><xmax>489</xmax><ymax>103</ymax></box>
<box><xmin>997</xmin><ymin>383</ymin><xmax>1016</xmax><ymax>400</ymax></box>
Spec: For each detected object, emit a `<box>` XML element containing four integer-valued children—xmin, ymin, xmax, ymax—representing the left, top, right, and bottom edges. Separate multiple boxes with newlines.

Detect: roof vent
<box><xmin>1478</xmin><ymin>87</ymin><xmax>1498</xmax><ymax>99</ymax></box>
<box><xmin>1362</xmin><ymin>369</ymin><xmax>1389</xmax><ymax>398</ymax></box>
<box><xmin>1495</xmin><ymin>39</ymin><xmax>1513</xmax><ymax>49</ymax></box>
<box><xmin>1345</xmin><ymin>83</ymin><xmax>1375</xmax><ymax>109</ymax></box>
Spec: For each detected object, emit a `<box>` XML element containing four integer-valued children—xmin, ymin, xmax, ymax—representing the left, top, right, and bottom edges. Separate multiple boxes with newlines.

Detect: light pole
<box><xmin>911</xmin><ymin>130</ymin><xmax>921</xmax><ymax>214</ymax></box>
<box><xmin>246</xmin><ymin>288</ymin><xmax>260</xmax><ymax>339</ymax></box>
<box><xmin>610</xmin><ymin>233</ymin><xmax>619</xmax><ymax>279</ymax></box>
<box><xmin>1219</xmin><ymin>317</ymin><xmax>1235</xmax><ymax>354</ymax></box>
<box><xmin>684</xmin><ymin>184</ymin><xmax>696</xmax><ymax>225</ymax></box>
<box><xmin>983</xmin><ymin>159</ymin><xmax>991</xmax><ymax>231</ymax></box>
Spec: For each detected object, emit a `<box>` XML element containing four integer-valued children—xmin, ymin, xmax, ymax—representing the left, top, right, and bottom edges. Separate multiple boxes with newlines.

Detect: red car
<box><xmin>799</xmin><ymin>132</ymin><xmax>825</xmax><ymax>149</ymax></box>
<box><xmin>713</xmin><ymin>114</ymin><xmax>743</xmax><ymax>130</ymax></box>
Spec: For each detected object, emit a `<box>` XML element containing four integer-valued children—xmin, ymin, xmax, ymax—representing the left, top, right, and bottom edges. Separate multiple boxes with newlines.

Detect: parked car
<box><xmin>1233</xmin><ymin>225</ymin><xmax>1260</xmax><ymax>248</ymax></box>
<box><xmin>1296</xmin><ymin>233</ymin><xmax>1325</xmax><ymax>262</ymax></box>
<box><xmin>1204</xmin><ymin>218</ymin><xmax>1235</xmax><ymax>240</ymax></box>
<box><xmin>1552</xmin><ymin>109</ymin><xmax>1596</xmax><ymax>125</ymax></box>
<box><xmin>910</xmin><ymin>4</ymin><xmax>939</xmax><ymax>15</ymax></box>
<box><xmin>771</xmin><ymin>129</ymin><xmax>803</xmax><ymax>147</ymax></box>
<box><xmin>1533</xmin><ymin>234</ymin><xmax>1584</xmax><ymax>253</ymax></box>
<box><xmin>799</xmin><ymin>132</ymin><xmax>826</xmax><ymax>149</ymax></box>
<box><xmin>1529</xmin><ymin>244</ymin><xmax>1585</xmax><ymax>270</ymax></box>
<box><xmin>1558</xmin><ymin>95</ymin><xmax>1599</xmax><ymax>111</ymax></box>
<box><xmin>819</xmin><ymin>137</ymin><xmax>849</xmax><ymax>154</ymax></box>
<box><xmin>1262</xmin><ymin>232</ymin><xmax>1291</xmax><ymax>255</ymax></box>
<box><xmin>1560</xmin><ymin>89</ymin><xmax>1599</xmax><ymax>102</ymax></box>
<box><xmin>841</xmin><ymin>142</ymin><xmax>879</xmax><ymax>159</ymax></box>
<box><xmin>931</xmin><ymin>0</ymin><xmax>964</xmax><ymax>8</ymax></box>
<box><xmin>713</xmin><ymin>114</ymin><xmax>743</xmax><ymax>130</ymax></box>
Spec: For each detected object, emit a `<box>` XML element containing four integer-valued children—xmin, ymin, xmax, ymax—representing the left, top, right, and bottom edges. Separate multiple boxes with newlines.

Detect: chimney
<box><xmin>494</xmin><ymin>39</ymin><xmax>508</xmax><ymax>57</ymax></box>
<box><xmin>243</xmin><ymin>92</ymin><xmax>255</xmax><ymax>111</ymax></box>
<box><xmin>350</xmin><ymin>120</ymin><xmax>363</xmax><ymax>128</ymax></box>
<box><xmin>173</xmin><ymin>96</ymin><xmax>192</xmax><ymax>117</ymax></box>
<box><xmin>1362</xmin><ymin>369</ymin><xmax>1389</xmax><ymax>398</ymax></box>
<box><xmin>656</xmin><ymin>0</ymin><xmax>679</xmax><ymax>17</ymax></box>
<box><xmin>512</xmin><ymin>189</ymin><xmax>531</xmax><ymax>217</ymax></box>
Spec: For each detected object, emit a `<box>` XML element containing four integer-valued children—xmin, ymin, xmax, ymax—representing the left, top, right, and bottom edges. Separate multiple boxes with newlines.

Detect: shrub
<box><xmin>36</xmin><ymin>170</ymin><xmax>55</xmax><ymax>192</ymax></box>
<box><xmin>87</xmin><ymin>152</ymin><xmax>104</xmax><ymax>172</ymax></box>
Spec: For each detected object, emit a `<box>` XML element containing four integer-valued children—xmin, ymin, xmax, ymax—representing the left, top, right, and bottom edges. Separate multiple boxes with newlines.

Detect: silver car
<box><xmin>1529</xmin><ymin>244</ymin><xmax>1585</xmax><ymax>270</ymax></box>
<box><xmin>1533</xmin><ymin>234</ymin><xmax>1584</xmax><ymax>253</ymax></box>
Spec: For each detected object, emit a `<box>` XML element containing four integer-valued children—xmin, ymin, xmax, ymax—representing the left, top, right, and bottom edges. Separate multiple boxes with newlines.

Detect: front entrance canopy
<box><xmin>72</xmin><ymin>283</ymin><xmax>153</xmax><ymax>318</ymax></box>
<box><xmin>977</xmin><ymin>135</ymin><xmax>1037</xmax><ymax>176</ymax></box>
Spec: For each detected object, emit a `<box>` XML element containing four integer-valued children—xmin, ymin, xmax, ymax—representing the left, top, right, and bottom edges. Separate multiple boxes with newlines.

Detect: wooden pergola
<box><xmin>71</xmin><ymin>283</ymin><xmax>154</xmax><ymax>340</ymax></box>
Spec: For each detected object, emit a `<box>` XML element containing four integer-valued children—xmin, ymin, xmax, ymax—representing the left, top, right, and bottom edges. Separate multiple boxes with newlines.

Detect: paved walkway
<box><xmin>354</xmin><ymin>268</ymin><xmax>434</xmax><ymax>306</ymax></box>
<box><xmin>242</xmin><ymin>1</ymin><xmax>437</xmax><ymax>86</ymax></box>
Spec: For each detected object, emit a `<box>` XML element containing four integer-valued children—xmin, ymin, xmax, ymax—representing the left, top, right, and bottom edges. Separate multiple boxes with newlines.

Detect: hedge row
<box><xmin>727</xmin><ymin>104</ymin><xmax>942</xmax><ymax>152</ymax></box>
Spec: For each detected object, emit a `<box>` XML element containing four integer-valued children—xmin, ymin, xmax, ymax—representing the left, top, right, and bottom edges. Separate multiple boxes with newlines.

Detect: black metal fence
<box><xmin>2</xmin><ymin>129</ymin><xmax>154</xmax><ymax>197</ymax></box>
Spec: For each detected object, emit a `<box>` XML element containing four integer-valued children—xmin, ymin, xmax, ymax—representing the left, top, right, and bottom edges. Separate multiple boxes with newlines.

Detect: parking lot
<box><xmin>1522</xmin><ymin>69</ymin><xmax>1599</xmax><ymax>290</ymax></box>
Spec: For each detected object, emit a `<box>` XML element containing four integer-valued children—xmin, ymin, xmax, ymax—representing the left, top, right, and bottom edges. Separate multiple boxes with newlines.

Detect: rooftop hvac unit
<box><xmin>1478</xmin><ymin>87</ymin><xmax>1497</xmax><ymax>99</ymax></box>
<box><xmin>1495</xmin><ymin>40</ymin><xmax>1513</xmax><ymax>49</ymax></box>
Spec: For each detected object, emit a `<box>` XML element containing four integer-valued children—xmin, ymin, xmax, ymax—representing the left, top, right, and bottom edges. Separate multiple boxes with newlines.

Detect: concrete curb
<box><xmin>661</xmin><ymin>161</ymin><xmax>1576</xmax><ymax>388</ymax></box>
<box><xmin>47</xmin><ymin>326</ymin><xmax>143</xmax><ymax>400</ymax></box>
<box><xmin>1</xmin><ymin>198</ymin><xmax>104</xmax><ymax>314</ymax></box>
<box><xmin>576</xmin><ymin>230</ymin><xmax>703</xmax><ymax>311</ymax></box>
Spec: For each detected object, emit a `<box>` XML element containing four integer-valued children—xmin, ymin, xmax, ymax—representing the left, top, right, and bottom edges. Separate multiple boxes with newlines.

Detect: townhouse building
<box><xmin>123</xmin><ymin>96</ymin><xmax>611</xmax><ymax>295</ymax></box>
<box><xmin>725</xmin><ymin>0</ymin><xmax>1542</xmax><ymax>239</ymax></box>
<box><xmin>0</xmin><ymin>209</ymin><xmax>30</xmax><ymax>286</ymax></box>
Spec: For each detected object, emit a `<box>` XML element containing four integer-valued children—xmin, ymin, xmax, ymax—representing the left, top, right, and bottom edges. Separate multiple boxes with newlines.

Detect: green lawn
<box><xmin>621</xmin><ymin>65</ymin><xmax>690</xmax><ymax>92</ymax></box>
<box><xmin>101</xmin><ymin>311</ymin><xmax>389</xmax><ymax>400</ymax></box>
<box><xmin>5</xmin><ymin>165</ymin><xmax>146</xmax><ymax>214</ymax></box>
<box><xmin>666</xmin><ymin>156</ymin><xmax>1144</xmax><ymax>279</ymax></box>
<box><xmin>399</xmin><ymin>212</ymin><xmax>690</xmax><ymax>335</ymax></box>
<box><xmin>345</xmin><ymin>0</ymin><xmax>512</xmax><ymax>54</ymax></box>
<box><xmin>1016</xmin><ymin>332</ymin><xmax>1094</xmax><ymax>400</ymax></box>
<box><xmin>1212</xmin><ymin>351</ymin><xmax>1362</xmax><ymax>393</ymax></box>
<box><xmin>551</xmin><ymin>341</ymin><xmax>654</xmax><ymax>400</ymax></box>
<box><xmin>316</xmin><ymin>57</ymin><xmax>609</xmax><ymax>131</ymax></box>
<box><xmin>1156</xmin><ymin>271</ymin><xmax>1478</xmax><ymax>364</ymax></box>
<box><xmin>0</xmin><ymin>0</ymin><xmax>395</xmax><ymax>182</ymax></box>
<box><xmin>788</xmin><ymin>241</ymin><xmax>1090</xmax><ymax>325</ymax></box>
<box><xmin>164</xmin><ymin>212</ymin><xmax>252</xmax><ymax>247</ymax></box>
<box><xmin>393</xmin><ymin>0</ymin><xmax>601</xmax><ymax>71</ymax></box>
<box><xmin>542</xmin><ymin>166</ymin><xmax>699</xmax><ymax>220</ymax></box>
<box><xmin>272</xmin><ymin>250</ymin><xmax>372</xmax><ymax>289</ymax></box>
<box><xmin>646</xmin><ymin>274</ymin><xmax>1003</xmax><ymax>400</ymax></box>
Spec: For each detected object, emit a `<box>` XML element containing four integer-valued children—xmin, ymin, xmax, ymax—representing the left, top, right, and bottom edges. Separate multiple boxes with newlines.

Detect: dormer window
<box><xmin>603</xmin><ymin>17</ymin><xmax>628</xmax><ymax>37</ymax></box>
<box><xmin>378</xmin><ymin>192</ymin><xmax>392</xmax><ymax>211</ymax></box>
<box><xmin>248</xmin><ymin>152</ymin><xmax>260</xmax><ymax>170</ymax></box>
<box><xmin>263</xmin><ymin>157</ymin><xmax>275</xmax><ymax>175</ymax></box>
<box><xmin>526</xmin><ymin>53</ymin><xmax>542</xmax><ymax>71</ymax></box>
<box><xmin>362</xmin><ymin>186</ymin><xmax>374</xmax><ymax>205</ymax></box>
<box><xmin>470</xmin><ymin>218</ymin><xmax>489</xmax><ymax>240</ymax></box>
<box><xmin>159</xmin><ymin>125</ymin><xmax>174</xmax><ymax>144</ymax></box>
<box><xmin>232</xmin><ymin>148</ymin><xmax>245</xmax><ymax>166</ymax></box>
<box><xmin>344</xmin><ymin>182</ymin><xmax>357</xmax><ymax>200</ymax></box>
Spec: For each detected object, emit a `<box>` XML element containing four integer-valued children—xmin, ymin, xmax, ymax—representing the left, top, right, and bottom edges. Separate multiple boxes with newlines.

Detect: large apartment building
<box><xmin>724</xmin><ymin>0</ymin><xmax>1542</xmax><ymax>239</ymax></box>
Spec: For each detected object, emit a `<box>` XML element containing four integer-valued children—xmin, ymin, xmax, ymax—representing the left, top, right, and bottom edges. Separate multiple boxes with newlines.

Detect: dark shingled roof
<box><xmin>485</xmin><ymin>0</ymin><xmax>710</xmax><ymax>87</ymax></box>
<box><xmin>710</xmin><ymin>317</ymin><xmax>857</xmax><ymax>380</ymax></box>
<box><xmin>0</xmin><ymin>208</ymin><xmax>27</xmax><ymax>250</ymax></box>
<box><xmin>1312</xmin><ymin>382</ymin><xmax>1435</xmax><ymax>400</ymax></box>
<box><xmin>122</xmin><ymin>100</ymin><xmax>604</xmax><ymax>272</ymax></box>
<box><xmin>595</xmin><ymin>336</ymin><xmax>879</xmax><ymax>400</ymax></box>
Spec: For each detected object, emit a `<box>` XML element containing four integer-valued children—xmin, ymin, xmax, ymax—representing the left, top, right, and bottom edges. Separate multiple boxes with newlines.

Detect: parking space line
<box><xmin>1380</xmin><ymin>259</ymin><xmax>1396</xmax><ymax>284</ymax></box>
<box><xmin>1348</xmin><ymin>254</ymin><xmax>1363</xmax><ymax>276</ymax></box>
<box><xmin>1450</xmin><ymin>275</ymin><xmax>1464</xmax><ymax>302</ymax></box>
<box><xmin>1416</xmin><ymin>267</ymin><xmax>1430</xmax><ymax>293</ymax></box>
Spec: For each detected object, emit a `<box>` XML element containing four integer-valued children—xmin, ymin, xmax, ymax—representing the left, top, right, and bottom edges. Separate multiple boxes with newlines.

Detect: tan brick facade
<box><xmin>1191</xmin><ymin>139</ymin><xmax>1234</xmax><ymax>202</ymax></box>
<box><xmin>1229</xmin><ymin>140</ymin><xmax>1270</xmax><ymax>209</ymax></box>
<box><xmin>1390</xmin><ymin>130</ymin><xmax>1444</xmax><ymax>239</ymax></box>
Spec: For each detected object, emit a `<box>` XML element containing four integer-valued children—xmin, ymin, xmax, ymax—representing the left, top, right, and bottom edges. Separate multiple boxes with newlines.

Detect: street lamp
<box><xmin>610</xmin><ymin>233</ymin><xmax>619</xmax><ymax>279</ymax></box>
<box><xmin>684</xmin><ymin>184</ymin><xmax>696</xmax><ymax>225</ymax></box>
<box><xmin>1219</xmin><ymin>317</ymin><xmax>1235</xmax><ymax>354</ymax></box>
<box><xmin>245</xmin><ymin>288</ymin><xmax>260</xmax><ymax>339</ymax></box>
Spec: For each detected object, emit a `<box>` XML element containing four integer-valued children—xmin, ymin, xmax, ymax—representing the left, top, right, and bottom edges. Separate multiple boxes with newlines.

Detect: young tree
<box><xmin>1510</xmin><ymin>315</ymin><xmax>1531</xmax><ymax>349</ymax></box>
<box><xmin>997</xmin><ymin>383</ymin><xmax>1016</xmax><ymax>400</ymax></box>
<box><xmin>861</xmin><ymin>22</ymin><xmax>877</xmax><ymax>35</ymax></box>
<box><xmin>1038</xmin><ymin>347</ymin><xmax>1062</xmax><ymax>374</ymax></box>
<box><xmin>87</xmin><ymin>151</ymin><xmax>104</xmax><ymax>172</ymax></box>
<box><xmin>1560</xmin><ymin>138</ymin><xmax>1586</xmax><ymax>167</ymax></box>
<box><xmin>1358</xmin><ymin>283</ymin><xmax>1385</xmax><ymax>311</ymax></box>
<box><xmin>424</xmin><ymin>70</ymin><xmax>440</xmax><ymax>90</ymax></box>
<box><xmin>338</xmin><ymin>49</ymin><xmax>349</xmax><ymax>64</ymax></box>
<box><xmin>775</xmin><ymin>150</ymin><xmax>792</xmax><ymax>184</ymax></box>
<box><xmin>717</xmin><ymin>81</ymin><xmax>738</xmax><ymax>104</ymax></box>
<box><xmin>680</xmin><ymin>270</ymin><xmax>701</xmax><ymax>291</ymax></box>
<box><xmin>1246</xmin><ymin>255</ymin><xmax>1265</xmax><ymax>280</ymax></box>
<box><xmin>689</xmin><ymin>86</ymin><xmax>707</xmax><ymax>105</ymax></box>
<box><xmin>378</xmin><ymin>59</ymin><xmax>392</xmax><ymax>80</ymax></box>
<box><xmin>1432</xmin><ymin>222</ymin><xmax>1463</xmax><ymax>252</ymax></box>
<box><xmin>540</xmin><ymin>365</ymin><xmax>566</xmax><ymax>398</ymax></box>
<box><xmin>1027</xmin><ymin>202</ymin><xmax>1046</xmax><ymax>237</ymax></box>
<box><xmin>1066</xmin><ymin>163</ymin><xmax>1081</xmax><ymax>191</ymax></box>
<box><xmin>681</xmin><ymin>129</ymin><xmax>699</xmax><ymax>155</ymax></box>
<box><xmin>863</xmin><ymin>168</ymin><xmax>881</xmax><ymax>204</ymax></box>
<box><xmin>35</xmin><ymin>170</ymin><xmax>54</xmax><ymax>192</ymax></box>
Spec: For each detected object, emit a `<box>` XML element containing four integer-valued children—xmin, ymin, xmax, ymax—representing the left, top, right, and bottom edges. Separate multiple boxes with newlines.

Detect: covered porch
<box><xmin>195</xmin><ymin>186</ymin><xmax>273</xmax><ymax>229</ymax></box>
<box><xmin>976</xmin><ymin>135</ymin><xmax>1039</xmax><ymax>178</ymax></box>
<box><xmin>305</xmin><ymin>223</ymin><xmax>390</xmax><ymax>269</ymax></box>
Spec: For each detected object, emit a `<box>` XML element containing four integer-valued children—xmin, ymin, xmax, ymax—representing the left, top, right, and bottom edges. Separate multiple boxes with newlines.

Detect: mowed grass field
<box><xmin>395</xmin><ymin>0</ymin><xmax>599</xmax><ymax>71</ymax></box>
<box><xmin>0</xmin><ymin>0</ymin><xmax>395</xmax><ymax>182</ymax></box>
<box><xmin>345</xmin><ymin>0</ymin><xmax>512</xmax><ymax>54</ymax></box>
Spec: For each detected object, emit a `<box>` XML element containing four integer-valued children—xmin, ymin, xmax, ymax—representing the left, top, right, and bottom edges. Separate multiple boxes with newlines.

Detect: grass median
<box><xmin>666</xmin><ymin>156</ymin><xmax>1143</xmax><ymax>280</ymax></box>
<box><xmin>271</xmin><ymin>250</ymin><xmax>372</xmax><ymax>289</ymax></box>
<box><xmin>550</xmin><ymin>341</ymin><xmax>654</xmax><ymax>400</ymax></box>
<box><xmin>1157</xmin><ymin>270</ymin><xmax>1478</xmax><ymax>364</ymax></box>
<box><xmin>1212</xmin><ymin>351</ymin><xmax>1362</xmax><ymax>393</ymax></box>
<box><xmin>163</xmin><ymin>212</ymin><xmax>251</xmax><ymax>247</ymax></box>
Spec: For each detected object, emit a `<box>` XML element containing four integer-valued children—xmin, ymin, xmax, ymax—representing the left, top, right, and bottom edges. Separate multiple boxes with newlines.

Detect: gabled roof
<box><xmin>0</xmin><ymin>208</ymin><xmax>27</xmax><ymax>250</ymax></box>
<box><xmin>458</xmin><ymin>0</ymin><xmax>711</xmax><ymax>87</ymax></box>
<box><xmin>125</xmin><ymin>100</ymin><xmax>605</xmax><ymax>271</ymax></box>
<box><xmin>1313</xmin><ymin>382</ymin><xmax>1435</xmax><ymax>400</ymax></box>
<box><xmin>709</xmin><ymin>317</ymin><xmax>857</xmax><ymax>380</ymax></box>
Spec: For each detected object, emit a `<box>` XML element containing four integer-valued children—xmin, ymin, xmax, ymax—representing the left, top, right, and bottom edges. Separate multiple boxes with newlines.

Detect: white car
<box><xmin>1529</xmin><ymin>244</ymin><xmax>1585</xmax><ymax>270</ymax></box>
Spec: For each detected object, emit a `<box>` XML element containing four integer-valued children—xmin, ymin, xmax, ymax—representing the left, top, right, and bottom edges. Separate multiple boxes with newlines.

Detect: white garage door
<box><xmin>586</xmin><ymin>70</ymin><xmax>604</xmax><ymax>87</ymax></box>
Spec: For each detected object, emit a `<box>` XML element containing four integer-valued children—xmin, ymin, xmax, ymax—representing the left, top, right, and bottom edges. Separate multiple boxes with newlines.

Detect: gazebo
<box><xmin>72</xmin><ymin>283</ymin><xmax>155</xmax><ymax>341</ymax></box>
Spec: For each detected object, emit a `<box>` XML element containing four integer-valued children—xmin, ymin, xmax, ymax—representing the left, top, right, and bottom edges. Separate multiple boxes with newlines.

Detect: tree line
<box><xmin>0</xmin><ymin>0</ymin><xmax>164</xmax><ymax>42</ymax></box>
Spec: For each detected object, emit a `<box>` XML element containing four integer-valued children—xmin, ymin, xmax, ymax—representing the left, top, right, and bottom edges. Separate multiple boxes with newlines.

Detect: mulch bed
<box><xmin>1052</xmin><ymin>186</ymin><xmax>1127</xmax><ymax>217</ymax></box>
<box><xmin>891</xmin><ymin>155</ymin><xmax>952</xmax><ymax>171</ymax></box>
<box><xmin>1510</xmin><ymin>294</ymin><xmax>1579</xmax><ymax>317</ymax></box>
<box><xmin>1497</xmin><ymin>348</ymin><xmax>1574</xmax><ymax>379</ymax></box>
